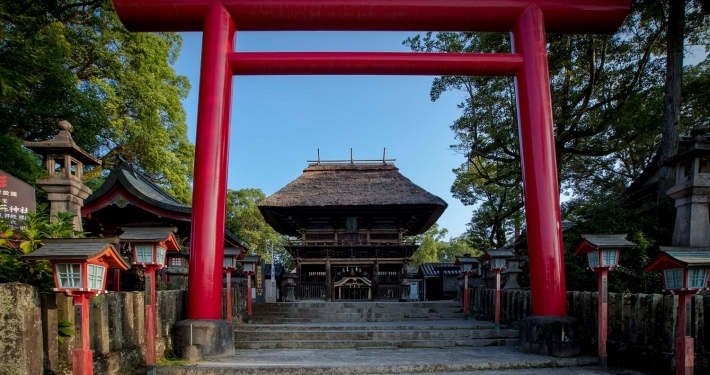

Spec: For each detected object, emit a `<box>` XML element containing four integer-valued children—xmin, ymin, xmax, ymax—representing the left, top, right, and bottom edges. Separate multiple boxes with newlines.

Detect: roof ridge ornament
<box><xmin>307</xmin><ymin>148</ymin><xmax>396</xmax><ymax>165</ymax></box>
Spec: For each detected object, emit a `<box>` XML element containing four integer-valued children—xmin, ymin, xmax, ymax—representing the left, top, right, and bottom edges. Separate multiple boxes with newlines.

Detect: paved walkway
<box><xmin>157</xmin><ymin>346</ymin><xmax>646</xmax><ymax>375</ymax></box>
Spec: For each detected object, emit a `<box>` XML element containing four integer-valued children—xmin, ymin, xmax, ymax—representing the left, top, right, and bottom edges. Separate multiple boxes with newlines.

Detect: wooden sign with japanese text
<box><xmin>0</xmin><ymin>170</ymin><xmax>35</xmax><ymax>230</ymax></box>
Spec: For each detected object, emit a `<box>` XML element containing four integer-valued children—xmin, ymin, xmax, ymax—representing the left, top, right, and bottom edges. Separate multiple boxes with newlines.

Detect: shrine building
<box><xmin>258</xmin><ymin>160</ymin><xmax>447</xmax><ymax>301</ymax></box>
<box><xmin>81</xmin><ymin>160</ymin><xmax>249</xmax><ymax>290</ymax></box>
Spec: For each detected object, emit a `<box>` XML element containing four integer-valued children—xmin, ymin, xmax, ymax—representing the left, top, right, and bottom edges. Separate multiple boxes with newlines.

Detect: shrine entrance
<box><xmin>111</xmin><ymin>0</ymin><xmax>631</xmax><ymax>321</ymax></box>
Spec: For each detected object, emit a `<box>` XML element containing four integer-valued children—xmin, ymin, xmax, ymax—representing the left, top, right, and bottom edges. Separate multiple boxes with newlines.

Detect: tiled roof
<box><xmin>659</xmin><ymin>247</ymin><xmax>710</xmax><ymax>266</ymax></box>
<box><xmin>84</xmin><ymin>161</ymin><xmax>190</xmax><ymax>214</ymax></box>
<box><xmin>419</xmin><ymin>262</ymin><xmax>461</xmax><ymax>277</ymax></box>
<box><xmin>22</xmin><ymin>238</ymin><xmax>130</xmax><ymax>269</ymax></box>
<box><xmin>580</xmin><ymin>234</ymin><xmax>636</xmax><ymax>249</ymax></box>
<box><xmin>119</xmin><ymin>227</ymin><xmax>176</xmax><ymax>242</ymax></box>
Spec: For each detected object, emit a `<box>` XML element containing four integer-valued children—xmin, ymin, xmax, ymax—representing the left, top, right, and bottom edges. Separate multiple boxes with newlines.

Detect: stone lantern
<box><xmin>24</xmin><ymin>121</ymin><xmax>101</xmax><ymax>232</ymax></box>
<box><xmin>22</xmin><ymin>238</ymin><xmax>129</xmax><ymax>375</ymax></box>
<box><xmin>283</xmin><ymin>273</ymin><xmax>298</xmax><ymax>302</ymax></box>
<box><xmin>662</xmin><ymin>124</ymin><xmax>710</xmax><ymax>247</ymax></box>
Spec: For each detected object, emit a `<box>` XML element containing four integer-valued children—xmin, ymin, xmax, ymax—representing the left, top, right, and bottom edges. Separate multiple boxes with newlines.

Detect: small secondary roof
<box><xmin>644</xmin><ymin>247</ymin><xmax>710</xmax><ymax>272</ymax></box>
<box><xmin>419</xmin><ymin>262</ymin><xmax>461</xmax><ymax>278</ymax></box>
<box><xmin>574</xmin><ymin>234</ymin><xmax>637</xmax><ymax>255</ymax></box>
<box><xmin>119</xmin><ymin>227</ymin><xmax>180</xmax><ymax>251</ymax></box>
<box><xmin>22</xmin><ymin>238</ymin><xmax>130</xmax><ymax>270</ymax></box>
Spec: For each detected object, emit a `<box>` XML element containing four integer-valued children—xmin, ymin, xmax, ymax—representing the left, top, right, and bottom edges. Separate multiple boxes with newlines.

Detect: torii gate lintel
<box><xmin>111</xmin><ymin>0</ymin><xmax>631</xmax><ymax>321</ymax></box>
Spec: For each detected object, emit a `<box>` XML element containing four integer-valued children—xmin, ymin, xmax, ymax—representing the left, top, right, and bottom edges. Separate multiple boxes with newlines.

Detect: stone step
<box><xmin>234</xmin><ymin>338</ymin><xmax>519</xmax><ymax>349</ymax></box>
<box><xmin>252</xmin><ymin>311</ymin><xmax>463</xmax><ymax>319</ymax></box>
<box><xmin>252</xmin><ymin>302</ymin><xmax>462</xmax><ymax>310</ymax></box>
<box><xmin>235</xmin><ymin>323</ymin><xmax>498</xmax><ymax>331</ymax></box>
<box><xmin>236</xmin><ymin>329</ymin><xmax>519</xmax><ymax>341</ymax></box>
<box><xmin>252</xmin><ymin>317</ymin><xmax>462</xmax><ymax>324</ymax></box>
<box><xmin>158</xmin><ymin>347</ymin><xmax>599</xmax><ymax>375</ymax></box>
<box><xmin>252</xmin><ymin>306</ymin><xmax>463</xmax><ymax>314</ymax></box>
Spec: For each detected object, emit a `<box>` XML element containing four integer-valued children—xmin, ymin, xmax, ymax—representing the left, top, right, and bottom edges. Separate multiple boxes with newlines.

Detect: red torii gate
<box><xmin>112</xmin><ymin>0</ymin><xmax>630</xmax><ymax>321</ymax></box>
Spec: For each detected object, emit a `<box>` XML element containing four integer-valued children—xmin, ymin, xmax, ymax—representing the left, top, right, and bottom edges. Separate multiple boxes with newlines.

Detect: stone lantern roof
<box><xmin>23</xmin><ymin>121</ymin><xmax>101</xmax><ymax>166</ymax></box>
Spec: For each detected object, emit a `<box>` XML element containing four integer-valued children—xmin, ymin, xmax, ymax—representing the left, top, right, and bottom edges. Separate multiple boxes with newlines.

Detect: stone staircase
<box><xmin>251</xmin><ymin>301</ymin><xmax>465</xmax><ymax>324</ymax></box>
<box><xmin>234</xmin><ymin>301</ymin><xmax>519</xmax><ymax>350</ymax></box>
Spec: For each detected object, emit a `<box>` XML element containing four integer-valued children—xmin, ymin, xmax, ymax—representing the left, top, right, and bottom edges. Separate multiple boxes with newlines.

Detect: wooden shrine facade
<box><xmin>259</xmin><ymin>161</ymin><xmax>447</xmax><ymax>301</ymax></box>
<box><xmin>81</xmin><ymin>161</ymin><xmax>249</xmax><ymax>290</ymax></box>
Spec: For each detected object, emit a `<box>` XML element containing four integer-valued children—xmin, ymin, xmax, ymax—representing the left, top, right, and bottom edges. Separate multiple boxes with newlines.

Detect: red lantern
<box><xmin>23</xmin><ymin>238</ymin><xmax>129</xmax><ymax>375</ymax></box>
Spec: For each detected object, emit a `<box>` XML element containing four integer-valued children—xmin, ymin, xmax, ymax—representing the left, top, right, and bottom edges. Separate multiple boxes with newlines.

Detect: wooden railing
<box><xmin>298</xmin><ymin>284</ymin><xmax>326</xmax><ymax>300</ymax></box>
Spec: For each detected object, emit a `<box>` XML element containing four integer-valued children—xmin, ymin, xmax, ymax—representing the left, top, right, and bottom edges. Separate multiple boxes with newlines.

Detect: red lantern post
<box><xmin>574</xmin><ymin>234</ymin><xmax>636</xmax><ymax>368</ymax></box>
<box><xmin>455</xmin><ymin>254</ymin><xmax>479</xmax><ymax>319</ymax></box>
<box><xmin>120</xmin><ymin>228</ymin><xmax>180</xmax><ymax>375</ymax></box>
<box><xmin>644</xmin><ymin>248</ymin><xmax>710</xmax><ymax>375</ymax></box>
<box><xmin>240</xmin><ymin>255</ymin><xmax>261</xmax><ymax>324</ymax></box>
<box><xmin>223</xmin><ymin>247</ymin><xmax>244</xmax><ymax>322</ymax></box>
<box><xmin>483</xmin><ymin>249</ymin><xmax>514</xmax><ymax>330</ymax></box>
<box><xmin>22</xmin><ymin>238</ymin><xmax>130</xmax><ymax>375</ymax></box>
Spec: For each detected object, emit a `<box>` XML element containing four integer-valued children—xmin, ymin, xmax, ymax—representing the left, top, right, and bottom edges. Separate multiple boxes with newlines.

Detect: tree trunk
<box><xmin>657</xmin><ymin>0</ymin><xmax>685</xmax><ymax>204</ymax></box>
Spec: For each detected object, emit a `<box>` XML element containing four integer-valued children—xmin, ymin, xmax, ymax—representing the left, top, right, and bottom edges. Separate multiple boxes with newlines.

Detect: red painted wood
<box><xmin>145</xmin><ymin>267</ymin><xmax>157</xmax><ymax>367</ymax></box>
<box><xmin>598</xmin><ymin>269</ymin><xmax>608</xmax><ymax>366</ymax></box>
<box><xmin>187</xmin><ymin>2</ymin><xmax>235</xmax><ymax>320</ymax></box>
<box><xmin>228</xmin><ymin>52</ymin><xmax>523</xmax><ymax>76</ymax></box>
<box><xmin>72</xmin><ymin>295</ymin><xmax>92</xmax><ymax>375</ymax></box>
<box><xmin>71</xmin><ymin>349</ymin><xmax>93</xmax><ymax>375</ymax></box>
<box><xmin>247</xmin><ymin>273</ymin><xmax>253</xmax><ymax>321</ymax></box>
<box><xmin>113</xmin><ymin>0</ymin><xmax>630</xmax><ymax>34</ymax></box>
<box><xmin>463</xmin><ymin>274</ymin><xmax>469</xmax><ymax>315</ymax></box>
<box><xmin>495</xmin><ymin>270</ymin><xmax>501</xmax><ymax>325</ymax></box>
<box><xmin>110</xmin><ymin>0</ymin><xmax>632</xmax><ymax>320</ymax></box>
<box><xmin>511</xmin><ymin>5</ymin><xmax>567</xmax><ymax>316</ymax></box>
<box><xmin>676</xmin><ymin>292</ymin><xmax>695</xmax><ymax>375</ymax></box>
<box><xmin>226</xmin><ymin>272</ymin><xmax>233</xmax><ymax>322</ymax></box>
<box><xmin>80</xmin><ymin>184</ymin><xmax>191</xmax><ymax>221</ymax></box>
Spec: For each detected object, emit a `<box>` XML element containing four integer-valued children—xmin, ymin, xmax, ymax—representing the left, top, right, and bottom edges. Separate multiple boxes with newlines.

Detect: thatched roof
<box><xmin>259</xmin><ymin>163</ymin><xmax>447</xmax><ymax>208</ymax></box>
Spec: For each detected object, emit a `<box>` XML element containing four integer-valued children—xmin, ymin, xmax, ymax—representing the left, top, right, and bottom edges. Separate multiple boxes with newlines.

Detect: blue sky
<box><xmin>172</xmin><ymin>32</ymin><xmax>473</xmax><ymax>238</ymax></box>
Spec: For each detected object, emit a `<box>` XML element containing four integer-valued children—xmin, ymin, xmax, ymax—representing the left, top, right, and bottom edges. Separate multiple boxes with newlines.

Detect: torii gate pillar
<box><xmin>112</xmin><ymin>0</ymin><xmax>630</xmax><ymax>359</ymax></box>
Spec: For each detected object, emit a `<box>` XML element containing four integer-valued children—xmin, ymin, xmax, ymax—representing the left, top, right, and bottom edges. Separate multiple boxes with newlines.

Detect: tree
<box><xmin>657</xmin><ymin>0</ymin><xmax>710</xmax><ymax>203</ymax></box>
<box><xmin>437</xmin><ymin>235</ymin><xmax>481</xmax><ymax>263</ymax></box>
<box><xmin>411</xmin><ymin>224</ymin><xmax>448</xmax><ymax>266</ymax></box>
<box><xmin>562</xmin><ymin>192</ymin><xmax>664</xmax><ymax>293</ymax></box>
<box><xmin>405</xmin><ymin>1</ymin><xmax>709</xmax><ymax>247</ymax></box>
<box><xmin>0</xmin><ymin>0</ymin><xmax>194</xmax><ymax>202</ymax></box>
<box><xmin>225</xmin><ymin>188</ymin><xmax>292</xmax><ymax>269</ymax></box>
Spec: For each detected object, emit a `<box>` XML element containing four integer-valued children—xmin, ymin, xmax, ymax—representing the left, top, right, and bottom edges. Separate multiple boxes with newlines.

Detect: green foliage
<box><xmin>411</xmin><ymin>224</ymin><xmax>482</xmax><ymax>266</ymax></box>
<box><xmin>0</xmin><ymin>134</ymin><xmax>43</xmax><ymax>185</ymax></box>
<box><xmin>561</xmin><ymin>192</ymin><xmax>669</xmax><ymax>293</ymax></box>
<box><xmin>57</xmin><ymin>321</ymin><xmax>74</xmax><ymax>344</ymax></box>
<box><xmin>225</xmin><ymin>188</ymin><xmax>292</xmax><ymax>269</ymax></box>
<box><xmin>0</xmin><ymin>203</ymin><xmax>81</xmax><ymax>290</ymax></box>
<box><xmin>0</xmin><ymin>0</ymin><xmax>194</xmax><ymax>203</ymax></box>
<box><xmin>404</xmin><ymin>1</ymin><xmax>709</xmax><ymax>249</ymax></box>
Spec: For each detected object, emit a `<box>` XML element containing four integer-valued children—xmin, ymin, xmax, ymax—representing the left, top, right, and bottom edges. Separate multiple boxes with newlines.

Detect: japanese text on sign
<box><xmin>0</xmin><ymin>170</ymin><xmax>36</xmax><ymax>230</ymax></box>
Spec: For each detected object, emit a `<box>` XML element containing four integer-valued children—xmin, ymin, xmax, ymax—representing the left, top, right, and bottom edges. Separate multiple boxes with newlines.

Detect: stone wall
<box><xmin>468</xmin><ymin>286</ymin><xmax>709</xmax><ymax>374</ymax></box>
<box><xmin>0</xmin><ymin>283</ymin><xmax>248</xmax><ymax>375</ymax></box>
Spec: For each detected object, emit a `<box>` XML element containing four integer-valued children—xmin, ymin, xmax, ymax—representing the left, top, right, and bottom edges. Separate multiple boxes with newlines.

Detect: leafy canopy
<box><xmin>0</xmin><ymin>0</ymin><xmax>194</xmax><ymax>202</ymax></box>
<box><xmin>404</xmin><ymin>1</ymin><xmax>709</xmax><ymax>249</ymax></box>
<box><xmin>225</xmin><ymin>188</ymin><xmax>292</xmax><ymax>269</ymax></box>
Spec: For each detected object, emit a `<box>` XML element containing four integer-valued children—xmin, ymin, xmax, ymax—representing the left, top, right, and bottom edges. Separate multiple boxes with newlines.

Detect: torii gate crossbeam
<box><xmin>112</xmin><ymin>0</ymin><xmax>630</xmax><ymax>321</ymax></box>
